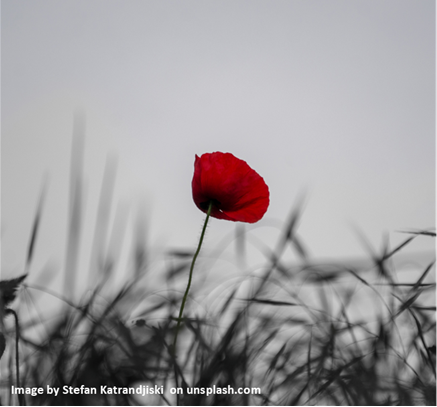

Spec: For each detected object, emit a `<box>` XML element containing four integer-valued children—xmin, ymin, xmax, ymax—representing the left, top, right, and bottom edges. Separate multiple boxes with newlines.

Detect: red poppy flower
<box><xmin>192</xmin><ymin>152</ymin><xmax>269</xmax><ymax>223</ymax></box>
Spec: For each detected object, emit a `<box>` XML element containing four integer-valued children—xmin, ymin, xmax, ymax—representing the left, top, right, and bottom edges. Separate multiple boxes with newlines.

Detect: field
<box><xmin>1</xmin><ymin>163</ymin><xmax>435</xmax><ymax>406</ymax></box>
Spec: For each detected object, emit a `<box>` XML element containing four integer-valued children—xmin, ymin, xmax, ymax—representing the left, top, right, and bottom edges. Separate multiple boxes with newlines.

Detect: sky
<box><xmin>2</xmin><ymin>1</ymin><xmax>435</xmax><ymax>291</ymax></box>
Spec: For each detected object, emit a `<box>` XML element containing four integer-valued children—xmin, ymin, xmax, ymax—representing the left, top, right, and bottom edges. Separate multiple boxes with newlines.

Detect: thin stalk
<box><xmin>10</xmin><ymin>310</ymin><xmax>25</xmax><ymax>406</ymax></box>
<box><xmin>172</xmin><ymin>201</ymin><xmax>213</xmax><ymax>403</ymax></box>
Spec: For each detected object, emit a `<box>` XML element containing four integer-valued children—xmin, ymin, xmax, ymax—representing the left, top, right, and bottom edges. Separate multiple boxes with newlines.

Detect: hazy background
<box><xmin>2</xmin><ymin>1</ymin><xmax>435</xmax><ymax>288</ymax></box>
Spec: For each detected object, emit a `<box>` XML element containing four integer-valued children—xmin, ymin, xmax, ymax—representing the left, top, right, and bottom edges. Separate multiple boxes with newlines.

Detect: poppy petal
<box><xmin>192</xmin><ymin>152</ymin><xmax>269</xmax><ymax>223</ymax></box>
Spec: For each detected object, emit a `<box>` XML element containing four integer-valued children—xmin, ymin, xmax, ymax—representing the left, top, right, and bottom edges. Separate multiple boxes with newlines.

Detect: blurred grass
<box><xmin>0</xmin><ymin>132</ymin><xmax>435</xmax><ymax>406</ymax></box>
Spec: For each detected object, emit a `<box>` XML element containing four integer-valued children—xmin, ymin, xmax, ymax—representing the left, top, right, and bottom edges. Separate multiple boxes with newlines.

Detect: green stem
<box><xmin>173</xmin><ymin>201</ymin><xmax>213</xmax><ymax>355</ymax></box>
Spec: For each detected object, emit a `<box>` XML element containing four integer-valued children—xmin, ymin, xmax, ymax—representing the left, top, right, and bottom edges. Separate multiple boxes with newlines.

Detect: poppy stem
<box><xmin>172</xmin><ymin>200</ymin><xmax>213</xmax><ymax>356</ymax></box>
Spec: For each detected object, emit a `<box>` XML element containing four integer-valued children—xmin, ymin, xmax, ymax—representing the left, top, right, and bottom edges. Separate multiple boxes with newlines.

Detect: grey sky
<box><xmin>2</xmin><ymin>1</ymin><xmax>435</xmax><ymax>285</ymax></box>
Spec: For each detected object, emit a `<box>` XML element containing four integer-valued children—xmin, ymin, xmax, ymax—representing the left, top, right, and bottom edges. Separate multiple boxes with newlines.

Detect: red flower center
<box><xmin>199</xmin><ymin>198</ymin><xmax>221</xmax><ymax>211</ymax></box>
